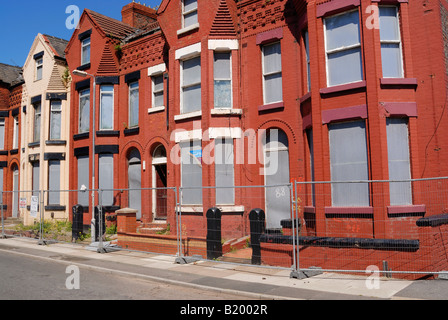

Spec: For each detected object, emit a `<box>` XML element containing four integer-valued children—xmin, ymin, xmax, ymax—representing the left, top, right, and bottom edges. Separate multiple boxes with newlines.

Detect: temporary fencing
<box><xmin>1</xmin><ymin>178</ymin><xmax>448</xmax><ymax>279</ymax></box>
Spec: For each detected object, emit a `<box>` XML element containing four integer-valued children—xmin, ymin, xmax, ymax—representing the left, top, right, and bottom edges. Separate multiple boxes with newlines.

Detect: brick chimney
<box><xmin>122</xmin><ymin>2</ymin><xmax>157</xmax><ymax>29</ymax></box>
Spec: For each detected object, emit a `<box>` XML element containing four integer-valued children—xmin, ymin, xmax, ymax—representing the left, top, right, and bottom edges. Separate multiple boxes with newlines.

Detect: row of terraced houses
<box><xmin>1</xmin><ymin>0</ymin><xmax>448</xmax><ymax>273</ymax></box>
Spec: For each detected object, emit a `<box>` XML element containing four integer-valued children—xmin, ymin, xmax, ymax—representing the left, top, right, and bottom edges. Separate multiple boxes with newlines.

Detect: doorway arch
<box><xmin>152</xmin><ymin>144</ymin><xmax>167</xmax><ymax>220</ymax></box>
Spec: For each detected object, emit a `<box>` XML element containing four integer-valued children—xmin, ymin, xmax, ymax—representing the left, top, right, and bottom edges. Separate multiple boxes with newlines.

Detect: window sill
<box><xmin>174</xmin><ymin>111</ymin><xmax>202</xmax><ymax>121</ymax></box>
<box><xmin>380</xmin><ymin>78</ymin><xmax>418</xmax><ymax>88</ymax></box>
<box><xmin>45</xmin><ymin>205</ymin><xmax>66</xmax><ymax>211</ymax></box>
<box><xmin>0</xmin><ymin>151</ymin><xmax>8</xmax><ymax>156</ymax></box>
<box><xmin>124</xmin><ymin>127</ymin><xmax>140</xmax><ymax>136</ymax></box>
<box><xmin>46</xmin><ymin>140</ymin><xmax>67</xmax><ymax>146</ymax></box>
<box><xmin>96</xmin><ymin>130</ymin><xmax>120</xmax><ymax>137</ymax></box>
<box><xmin>320</xmin><ymin>80</ymin><xmax>366</xmax><ymax>96</ymax></box>
<box><xmin>387</xmin><ymin>205</ymin><xmax>426</xmax><ymax>217</ymax></box>
<box><xmin>180</xmin><ymin>206</ymin><xmax>203</xmax><ymax>214</ymax></box>
<box><xmin>325</xmin><ymin>206</ymin><xmax>374</xmax><ymax>216</ymax></box>
<box><xmin>299</xmin><ymin>92</ymin><xmax>311</xmax><ymax>104</ymax></box>
<box><xmin>74</xmin><ymin>132</ymin><xmax>89</xmax><ymax>140</ymax></box>
<box><xmin>28</xmin><ymin>142</ymin><xmax>40</xmax><ymax>148</ymax></box>
<box><xmin>177</xmin><ymin>23</ymin><xmax>200</xmax><ymax>36</ymax></box>
<box><xmin>148</xmin><ymin>106</ymin><xmax>165</xmax><ymax>114</ymax></box>
<box><xmin>216</xmin><ymin>205</ymin><xmax>245</xmax><ymax>213</ymax></box>
<box><xmin>258</xmin><ymin>102</ymin><xmax>284</xmax><ymax>113</ymax></box>
<box><xmin>211</xmin><ymin>109</ymin><xmax>243</xmax><ymax>116</ymax></box>
<box><xmin>10</xmin><ymin>149</ymin><xmax>19</xmax><ymax>155</ymax></box>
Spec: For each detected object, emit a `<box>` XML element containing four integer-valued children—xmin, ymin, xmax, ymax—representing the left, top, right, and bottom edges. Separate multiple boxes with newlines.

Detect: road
<box><xmin>0</xmin><ymin>250</ymin><xmax>250</xmax><ymax>300</ymax></box>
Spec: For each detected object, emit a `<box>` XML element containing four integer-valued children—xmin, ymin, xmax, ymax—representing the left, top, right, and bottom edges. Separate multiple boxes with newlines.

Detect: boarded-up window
<box><xmin>215</xmin><ymin>138</ymin><xmax>234</xmax><ymax>205</ymax></box>
<box><xmin>214</xmin><ymin>52</ymin><xmax>232</xmax><ymax>109</ymax></box>
<box><xmin>379</xmin><ymin>6</ymin><xmax>403</xmax><ymax>78</ymax></box>
<box><xmin>262</xmin><ymin>42</ymin><xmax>283</xmax><ymax>104</ymax></box>
<box><xmin>386</xmin><ymin>118</ymin><xmax>412</xmax><ymax>205</ymax></box>
<box><xmin>48</xmin><ymin>160</ymin><xmax>60</xmax><ymax>205</ymax></box>
<box><xmin>77</xmin><ymin>155</ymin><xmax>89</xmax><ymax>206</ymax></box>
<box><xmin>99</xmin><ymin>154</ymin><xmax>114</xmax><ymax>206</ymax></box>
<box><xmin>180</xmin><ymin>140</ymin><xmax>202</xmax><ymax>205</ymax></box>
<box><xmin>181</xmin><ymin>56</ymin><xmax>201</xmax><ymax>114</ymax></box>
<box><xmin>329</xmin><ymin>121</ymin><xmax>369</xmax><ymax>206</ymax></box>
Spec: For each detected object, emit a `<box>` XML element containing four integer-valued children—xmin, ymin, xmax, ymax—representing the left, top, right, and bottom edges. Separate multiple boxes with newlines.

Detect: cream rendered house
<box><xmin>21</xmin><ymin>34</ymin><xmax>71</xmax><ymax>225</ymax></box>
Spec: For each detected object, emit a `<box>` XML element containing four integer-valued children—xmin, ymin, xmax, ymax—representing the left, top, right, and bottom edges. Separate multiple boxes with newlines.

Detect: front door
<box><xmin>12</xmin><ymin>166</ymin><xmax>19</xmax><ymax>218</ymax></box>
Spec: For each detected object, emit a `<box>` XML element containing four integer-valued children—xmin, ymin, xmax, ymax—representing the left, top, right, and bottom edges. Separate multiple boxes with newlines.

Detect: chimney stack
<box><xmin>122</xmin><ymin>2</ymin><xmax>157</xmax><ymax>29</ymax></box>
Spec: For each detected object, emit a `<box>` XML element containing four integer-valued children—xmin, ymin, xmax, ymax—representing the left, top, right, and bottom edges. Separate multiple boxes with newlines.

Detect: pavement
<box><xmin>0</xmin><ymin>236</ymin><xmax>447</xmax><ymax>300</ymax></box>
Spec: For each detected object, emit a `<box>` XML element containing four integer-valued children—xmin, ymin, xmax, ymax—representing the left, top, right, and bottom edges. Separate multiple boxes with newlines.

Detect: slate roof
<box><xmin>85</xmin><ymin>9</ymin><xmax>137</xmax><ymax>40</ymax></box>
<box><xmin>0</xmin><ymin>63</ymin><xmax>23</xmax><ymax>86</ymax></box>
<box><xmin>43</xmin><ymin>34</ymin><xmax>69</xmax><ymax>59</ymax></box>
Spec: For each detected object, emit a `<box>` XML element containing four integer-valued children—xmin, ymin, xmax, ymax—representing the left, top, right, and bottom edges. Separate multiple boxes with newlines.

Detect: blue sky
<box><xmin>0</xmin><ymin>0</ymin><xmax>161</xmax><ymax>67</ymax></box>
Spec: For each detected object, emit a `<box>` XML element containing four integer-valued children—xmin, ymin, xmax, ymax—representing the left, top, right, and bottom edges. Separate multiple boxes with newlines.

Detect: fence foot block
<box><xmin>290</xmin><ymin>267</ymin><xmax>323</xmax><ymax>279</ymax></box>
<box><xmin>175</xmin><ymin>255</ymin><xmax>202</xmax><ymax>265</ymax></box>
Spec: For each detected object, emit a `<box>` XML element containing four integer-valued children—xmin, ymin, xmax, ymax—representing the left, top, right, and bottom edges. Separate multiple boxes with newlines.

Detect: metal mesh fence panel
<box><xmin>177</xmin><ymin>184</ymin><xmax>297</xmax><ymax>270</ymax></box>
<box><xmin>292</xmin><ymin>178</ymin><xmax>448</xmax><ymax>279</ymax></box>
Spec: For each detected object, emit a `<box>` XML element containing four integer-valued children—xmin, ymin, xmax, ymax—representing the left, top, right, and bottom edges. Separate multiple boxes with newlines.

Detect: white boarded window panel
<box><xmin>263</xmin><ymin>42</ymin><xmax>283</xmax><ymax>104</ymax></box>
<box><xmin>264</xmin><ymin>129</ymin><xmax>291</xmax><ymax>229</ymax></box>
<box><xmin>215</xmin><ymin>138</ymin><xmax>235</xmax><ymax>205</ymax></box>
<box><xmin>379</xmin><ymin>6</ymin><xmax>403</xmax><ymax>78</ymax></box>
<box><xmin>325</xmin><ymin>10</ymin><xmax>363</xmax><ymax>86</ymax></box>
<box><xmin>182</xmin><ymin>56</ymin><xmax>201</xmax><ymax>114</ymax></box>
<box><xmin>34</xmin><ymin>103</ymin><xmax>41</xmax><ymax>143</ymax></box>
<box><xmin>128</xmin><ymin>150</ymin><xmax>142</xmax><ymax>220</ymax></box>
<box><xmin>183</xmin><ymin>0</ymin><xmax>198</xmax><ymax>27</ymax></box>
<box><xmin>77</xmin><ymin>156</ymin><xmax>89</xmax><ymax>206</ymax></box>
<box><xmin>214</xmin><ymin>52</ymin><xmax>232</xmax><ymax>109</ymax></box>
<box><xmin>329</xmin><ymin>121</ymin><xmax>369</xmax><ymax>206</ymax></box>
<box><xmin>32</xmin><ymin>162</ymin><xmax>40</xmax><ymax>197</ymax></box>
<box><xmin>79</xmin><ymin>89</ymin><xmax>90</xmax><ymax>133</ymax></box>
<box><xmin>153</xmin><ymin>75</ymin><xmax>164</xmax><ymax>108</ymax></box>
<box><xmin>0</xmin><ymin>119</ymin><xmax>5</xmax><ymax>150</ymax></box>
<box><xmin>13</xmin><ymin>117</ymin><xmax>18</xmax><ymax>149</ymax></box>
<box><xmin>386</xmin><ymin>118</ymin><xmax>412</xmax><ymax>205</ymax></box>
<box><xmin>100</xmin><ymin>86</ymin><xmax>114</xmax><ymax>130</ymax></box>
<box><xmin>180</xmin><ymin>140</ymin><xmax>202</xmax><ymax>205</ymax></box>
<box><xmin>129</xmin><ymin>82</ymin><xmax>139</xmax><ymax>128</ymax></box>
<box><xmin>99</xmin><ymin>154</ymin><xmax>114</xmax><ymax>206</ymax></box>
<box><xmin>48</xmin><ymin>160</ymin><xmax>60</xmax><ymax>205</ymax></box>
<box><xmin>50</xmin><ymin>100</ymin><xmax>62</xmax><ymax>140</ymax></box>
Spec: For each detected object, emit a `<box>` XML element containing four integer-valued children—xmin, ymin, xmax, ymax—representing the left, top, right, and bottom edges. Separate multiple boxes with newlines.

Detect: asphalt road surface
<box><xmin>0</xmin><ymin>250</ymin><xmax>250</xmax><ymax>301</ymax></box>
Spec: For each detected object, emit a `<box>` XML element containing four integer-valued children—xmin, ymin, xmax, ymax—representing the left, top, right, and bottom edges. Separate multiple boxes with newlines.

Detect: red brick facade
<box><xmin>62</xmin><ymin>0</ymin><xmax>448</xmax><ymax>274</ymax></box>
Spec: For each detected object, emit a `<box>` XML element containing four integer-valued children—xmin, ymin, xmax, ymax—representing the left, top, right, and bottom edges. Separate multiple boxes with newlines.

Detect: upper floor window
<box><xmin>379</xmin><ymin>6</ymin><xmax>403</xmax><ymax>78</ymax></box>
<box><xmin>183</xmin><ymin>0</ymin><xmax>198</xmax><ymax>28</ymax></box>
<box><xmin>152</xmin><ymin>74</ymin><xmax>164</xmax><ymax>108</ymax></box>
<box><xmin>49</xmin><ymin>100</ymin><xmax>62</xmax><ymax>140</ymax></box>
<box><xmin>214</xmin><ymin>52</ymin><xmax>232</xmax><ymax>109</ymax></box>
<box><xmin>262</xmin><ymin>42</ymin><xmax>283</xmax><ymax>104</ymax></box>
<box><xmin>100</xmin><ymin>85</ymin><xmax>114</xmax><ymax>130</ymax></box>
<box><xmin>79</xmin><ymin>89</ymin><xmax>90</xmax><ymax>134</ymax></box>
<box><xmin>0</xmin><ymin>119</ymin><xmax>5</xmax><ymax>150</ymax></box>
<box><xmin>129</xmin><ymin>82</ymin><xmax>139</xmax><ymax>128</ymax></box>
<box><xmin>181</xmin><ymin>55</ymin><xmax>201</xmax><ymax>114</ymax></box>
<box><xmin>324</xmin><ymin>10</ymin><xmax>363</xmax><ymax>87</ymax></box>
<box><xmin>33</xmin><ymin>103</ymin><xmax>41</xmax><ymax>143</ymax></box>
<box><xmin>36</xmin><ymin>58</ymin><xmax>43</xmax><ymax>81</ymax></box>
<box><xmin>81</xmin><ymin>37</ymin><xmax>91</xmax><ymax>66</ymax></box>
<box><xmin>304</xmin><ymin>30</ymin><xmax>311</xmax><ymax>93</ymax></box>
<box><xmin>13</xmin><ymin>116</ymin><xmax>18</xmax><ymax>149</ymax></box>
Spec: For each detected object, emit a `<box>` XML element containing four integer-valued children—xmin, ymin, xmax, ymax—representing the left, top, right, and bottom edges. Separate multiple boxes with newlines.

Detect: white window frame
<box><xmin>99</xmin><ymin>85</ymin><xmax>114</xmax><ymax>131</ymax></box>
<box><xmin>0</xmin><ymin>118</ymin><xmax>5</xmax><ymax>150</ymax></box>
<box><xmin>323</xmin><ymin>9</ymin><xmax>363</xmax><ymax>87</ymax></box>
<box><xmin>304</xmin><ymin>30</ymin><xmax>311</xmax><ymax>93</ymax></box>
<box><xmin>182</xmin><ymin>0</ymin><xmax>198</xmax><ymax>29</ymax></box>
<box><xmin>180</xmin><ymin>55</ymin><xmax>202</xmax><ymax>114</ymax></box>
<box><xmin>213</xmin><ymin>51</ymin><xmax>233</xmax><ymax>109</ymax></box>
<box><xmin>49</xmin><ymin>100</ymin><xmax>62</xmax><ymax>140</ymax></box>
<box><xmin>152</xmin><ymin>74</ymin><xmax>165</xmax><ymax>109</ymax></box>
<box><xmin>79</xmin><ymin>89</ymin><xmax>90</xmax><ymax>134</ymax></box>
<box><xmin>379</xmin><ymin>6</ymin><xmax>404</xmax><ymax>79</ymax></box>
<box><xmin>262</xmin><ymin>41</ymin><xmax>283</xmax><ymax>105</ymax></box>
<box><xmin>129</xmin><ymin>81</ymin><xmax>139</xmax><ymax>128</ymax></box>
<box><xmin>13</xmin><ymin>116</ymin><xmax>18</xmax><ymax>149</ymax></box>
<box><xmin>36</xmin><ymin>58</ymin><xmax>43</xmax><ymax>81</ymax></box>
<box><xmin>33</xmin><ymin>103</ymin><xmax>41</xmax><ymax>143</ymax></box>
<box><xmin>81</xmin><ymin>37</ymin><xmax>91</xmax><ymax>66</ymax></box>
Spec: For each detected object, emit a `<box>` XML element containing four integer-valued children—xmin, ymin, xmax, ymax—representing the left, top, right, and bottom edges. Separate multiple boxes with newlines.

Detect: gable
<box><xmin>209</xmin><ymin>0</ymin><xmax>237</xmax><ymax>38</ymax></box>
